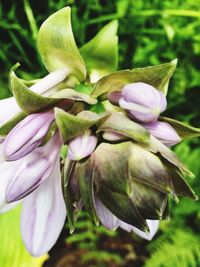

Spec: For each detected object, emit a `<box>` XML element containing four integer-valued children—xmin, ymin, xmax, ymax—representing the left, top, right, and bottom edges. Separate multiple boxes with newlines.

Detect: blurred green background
<box><xmin>0</xmin><ymin>0</ymin><xmax>200</xmax><ymax>266</ymax></box>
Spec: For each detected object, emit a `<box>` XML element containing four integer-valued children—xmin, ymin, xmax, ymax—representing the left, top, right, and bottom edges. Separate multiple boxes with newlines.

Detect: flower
<box><xmin>109</xmin><ymin>82</ymin><xmax>167</xmax><ymax>123</ymax></box>
<box><xmin>143</xmin><ymin>121</ymin><xmax>181</xmax><ymax>147</ymax></box>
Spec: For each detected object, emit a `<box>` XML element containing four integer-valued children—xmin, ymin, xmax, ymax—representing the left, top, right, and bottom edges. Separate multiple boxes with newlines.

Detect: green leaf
<box><xmin>80</xmin><ymin>20</ymin><xmax>118</xmax><ymax>82</ymax></box>
<box><xmin>10</xmin><ymin>72</ymin><xmax>57</xmax><ymax>113</ymax></box>
<box><xmin>62</xmin><ymin>158</ymin><xmax>77</xmax><ymax>233</ymax></box>
<box><xmin>52</xmin><ymin>88</ymin><xmax>97</xmax><ymax>105</ymax></box>
<box><xmin>97</xmin><ymin>187</ymin><xmax>148</xmax><ymax>231</ymax></box>
<box><xmin>0</xmin><ymin>112</ymin><xmax>26</xmax><ymax>137</ymax></box>
<box><xmin>97</xmin><ymin>112</ymin><xmax>149</xmax><ymax>144</ymax></box>
<box><xmin>92</xmin><ymin>59</ymin><xmax>177</xmax><ymax>98</ymax></box>
<box><xmin>11</xmin><ymin>72</ymin><xmax>96</xmax><ymax>114</ymax></box>
<box><xmin>76</xmin><ymin>159</ymin><xmax>99</xmax><ymax>224</ymax></box>
<box><xmin>55</xmin><ymin>108</ymin><xmax>109</xmax><ymax>142</ymax></box>
<box><xmin>0</xmin><ymin>206</ymin><xmax>47</xmax><ymax>267</ymax></box>
<box><xmin>129</xmin><ymin>181</ymin><xmax>168</xmax><ymax>219</ymax></box>
<box><xmin>160</xmin><ymin>117</ymin><xmax>200</xmax><ymax>139</ymax></box>
<box><xmin>37</xmin><ymin>7</ymin><xmax>86</xmax><ymax>83</ymax></box>
<box><xmin>147</xmin><ymin>136</ymin><xmax>194</xmax><ymax>178</ymax></box>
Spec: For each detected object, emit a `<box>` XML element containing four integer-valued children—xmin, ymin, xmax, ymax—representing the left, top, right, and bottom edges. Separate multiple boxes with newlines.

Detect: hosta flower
<box><xmin>109</xmin><ymin>82</ymin><xmax>167</xmax><ymax>123</ymax></box>
<box><xmin>0</xmin><ymin>6</ymin><xmax>199</xmax><ymax>259</ymax></box>
<box><xmin>143</xmin><ymin>121</ymin><xmax>181</xmax><ymax>147</ymax></box>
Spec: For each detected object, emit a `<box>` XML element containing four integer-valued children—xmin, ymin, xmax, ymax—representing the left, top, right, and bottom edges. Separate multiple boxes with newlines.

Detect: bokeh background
<box><xmin>0</xmin><ymin>0</ymin><xmax>200</xmax><ymax>266</ymax></box>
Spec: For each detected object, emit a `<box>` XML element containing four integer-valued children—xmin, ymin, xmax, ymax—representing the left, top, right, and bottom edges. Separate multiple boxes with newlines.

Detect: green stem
<box><xmin>23</xmin><ymin>0</ymin><xmax>38</xmax><ymax>40</ymax></box>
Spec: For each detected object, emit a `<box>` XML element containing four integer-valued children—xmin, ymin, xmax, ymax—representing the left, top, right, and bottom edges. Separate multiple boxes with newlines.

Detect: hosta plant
<box><xmin>0</xmin><ymin>7</ymin><xmax>199</xmax><ymax>257</ymax></box>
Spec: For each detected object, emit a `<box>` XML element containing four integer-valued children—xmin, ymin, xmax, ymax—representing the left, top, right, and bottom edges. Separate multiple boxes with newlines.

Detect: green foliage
<box><xmin>145</xmin><ymin>227</ymin><xmax>200</xmax><ymax>267</ymax></box>
<box><xmin>0</xmin><ymin>206</ymin><xmax>47</xmax><ymax>267</ymax></box>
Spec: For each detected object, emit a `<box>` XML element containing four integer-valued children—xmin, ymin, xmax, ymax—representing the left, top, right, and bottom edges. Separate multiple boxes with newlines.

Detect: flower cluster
<box><xmin>0</xmin><ymin>7</ymin><xmax>199</xmax><ymax>257</ymax></box>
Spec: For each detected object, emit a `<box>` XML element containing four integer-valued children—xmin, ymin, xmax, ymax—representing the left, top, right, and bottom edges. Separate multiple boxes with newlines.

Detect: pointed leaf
<box><xmin>76</xmin><ymin>159</ymin><xmax>99</xmax><ymax>224</ymax></box>
<box><xmin>55</xmin><ymin>108</ymin><xmax>109</xmax><ymax>142</ymax></box>
<box><xmin>160</xmin><ymin>117</ymin><xmax>200</xmax><ymax>139</ymax></box>
<box><xmin>11</xmin><ymin>72</ymin><xmax>58</xmax><ymax>113</ymax></box>
<box><xmin>165</xmin><ymin>160</ymin><xmax>198</xmax><ymax>200</ymax></box>
<box><xmin>37</xmin><ymin>7</ymin><xmax>86</xmax><ymax>82</ymax></box>
<box><xmin>97</xmin><ymin>112</ymin><xmax>149</xmax><ymax>144</ymax></box>
<box><xmin>92</xmin><ymin>59</ymin><xmax>177</xmax><ymax>98</ymax></box>
<box><xmin>147</xmin><ymin>136</ymin><xmax>194</xmax><ymax>178</ymax></box>
<box><xmin>130</xmin><ymin>181</ymin><xmax>168</xmax><ymax>219</ymax></box>
<box><xmin>97</xmin><ymin>187</ymin><xmax>148</xmax><ymax>231</ymax></box>
<box><xmin>80</xmin><ymin>20</ymin><xmax>118</xmax><ymax>82</ymax></box>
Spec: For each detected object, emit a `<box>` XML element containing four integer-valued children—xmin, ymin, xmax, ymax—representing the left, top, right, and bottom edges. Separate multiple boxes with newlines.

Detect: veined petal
<box><xmin>20</xmin><ymin>158</ymin><xmax>66</xmax><ymax>256</ymax></box>
<box><xmin>94</xmin><ymin>197</ymin><xmax>119</xmax><ymax>230</ymax></box>
<box><xmin>131</xmin><ymin>220</ymin><xmax>159</xmax><ymax>240</ymax></box>
<box><xmin>68</xmin><ymin>130</ymin><xmax>98</xmax><ymax>161</ymax></box>
<box><xmin>4</xmin><ymin>110</ymin><xmax>55</xmax><ymax>160</ymax></box>
<box><xmin>6</xmin><ymin>132</ymin><xmax>61</xmax><ymax>202</ymax></box>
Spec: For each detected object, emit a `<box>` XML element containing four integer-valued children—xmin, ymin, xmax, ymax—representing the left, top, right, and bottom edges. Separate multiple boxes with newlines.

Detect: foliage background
<box><xmin>0</xmin><ymin>0</ymin><xmax>200</xmax><ymax>266</ymax></box>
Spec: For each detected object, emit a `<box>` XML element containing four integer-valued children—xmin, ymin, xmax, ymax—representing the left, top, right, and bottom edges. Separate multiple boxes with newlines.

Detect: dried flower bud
<box><xmin>118</xmin><ymin>82</ymin><xmax>167</xmax><ymax>123</ymax></box>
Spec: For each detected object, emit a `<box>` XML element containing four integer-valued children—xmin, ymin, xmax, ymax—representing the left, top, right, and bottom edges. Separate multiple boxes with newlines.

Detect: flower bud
<box><xmin>3</xmin><ymin>111</ymin><xmax>54</xmax><ymax>161</ymax></box>
<box><xmin>5</xmin><ymin>132</ymin><xmax>61</xmax><ymax>202</ymax></box>
<box><xmin>143</xmin><ymin>121</ymin><xmax>181</xmax><ymax>147</ymax></box>
<box><xmin>68</xmin><ymin>130</ymin><xmax>97</xmax><ymax>161</ymax></box>
<box><xmin>118</xmin><ymin>82</ymin><xmax>167</xmax><ymax>123</ymax></box>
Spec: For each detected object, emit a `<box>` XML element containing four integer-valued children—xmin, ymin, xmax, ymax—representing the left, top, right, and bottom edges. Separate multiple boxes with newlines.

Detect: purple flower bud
<box><xmin>5</xmin><ymin>132</ymin><xmax>61</xmax><ymax>202</ymax></box>
<box><xmin>143</xmin><ymin>121</ymin><xmax>181</xmax><ymax>147</ymax></box>
<box><xmin>3</xmin><ymin>111</ymin><xmax>54</xmax><ymax>161</ymax></box>
<box><xmin>118</xmin><ymin>82</ymin><xmax>167</xmax><ymax>123</ymax></box>
<box><xmin>68</xmin><ymin>130</ymin><xmax>97</xmax><ymax>161</ymax></box>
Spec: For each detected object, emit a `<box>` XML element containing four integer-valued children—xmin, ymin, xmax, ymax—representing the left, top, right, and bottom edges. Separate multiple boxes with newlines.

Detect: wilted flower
<box><xmin>143</xmin><ymin>121</ymin><xmax>181</xmax><ymax>147</ymax></box>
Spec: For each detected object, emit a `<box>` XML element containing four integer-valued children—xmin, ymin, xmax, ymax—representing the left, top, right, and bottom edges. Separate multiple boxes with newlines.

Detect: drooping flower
<box><xmin>143</xmin><ymin>121</ymin><xmax>181</xmax><ymax>147</ymax></box>
<box><xmin>0</xmin><ymin>6</ymin><xmax>199</xmax><ymax>259</ymax></box>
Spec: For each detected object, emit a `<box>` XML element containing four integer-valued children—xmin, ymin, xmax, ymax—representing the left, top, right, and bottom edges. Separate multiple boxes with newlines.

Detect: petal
<box><xmin>94</xmin><ymin>197</ymin><xmax>119</xmax><ymax>230</ymax></box>
<box><xmin>68</xmin><ymin>130</ymin><xmax>98</xmax><ymax>161</ymax></box>
<box><xmin>131</xmin><ymin>220</ymin><xmax>159</xmax><ymax>240</ymax></box>
<box><xmin>20</xmin><ymin>158</ymin><xmax>66</xmax><ymax>256</ymax></box>
<box><xmin>6</xmin><ymin>132</ymin><xmax>61</xmax><ymax>202</ymax></box>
